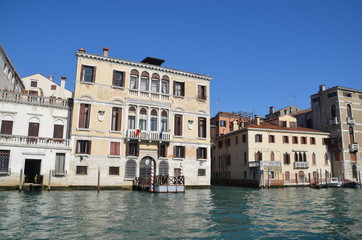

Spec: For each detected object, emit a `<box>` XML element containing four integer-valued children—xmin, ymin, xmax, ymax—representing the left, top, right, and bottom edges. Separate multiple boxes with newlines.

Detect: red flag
<box><xmin>136</xmin><ymin>129</ymin><xmax>141</xmax><ymax>136</ymax></box>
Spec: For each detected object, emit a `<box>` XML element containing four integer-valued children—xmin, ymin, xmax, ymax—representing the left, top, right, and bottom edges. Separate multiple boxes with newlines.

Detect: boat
<box><xmin>342</xmin><ymin>180</ymin><xmax>358</xmax><ymax>188</ymax></box>
<box><xmin>327</xmin><ymin>177</ymin><xmax>342</xmax><ymax>188</ymax></box>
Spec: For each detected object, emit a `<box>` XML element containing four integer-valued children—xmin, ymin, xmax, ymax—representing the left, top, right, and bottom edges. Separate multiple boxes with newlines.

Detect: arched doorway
<box><xmin>139</xmin><ymin>156</ymin><xmax>156</xmax><ymax>178</ymax></box>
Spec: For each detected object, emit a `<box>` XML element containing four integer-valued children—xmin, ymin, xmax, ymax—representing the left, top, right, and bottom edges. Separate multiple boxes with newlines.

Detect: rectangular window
<box><xmin>174</xmin><ymin>115</ymin><xmax>183</xmax><ymax>136</ymax></box>
<box><xmin>283</xmin><ymin>153</ymin><xmax>290</xmax><ymax>164</ymax></box>
<box><xmin>255</xmin><ymin>134</ymin><xmax>262</xmax><ymax>143</ymax></box>
<box><xmin>55</xmin><ymin>153</ymin><xmax>65</xmax><ymax>173</ymax></box>
<box><xmin>301</xmin><ymin>137</ymin><xmax>307</xmax><ymax>144</ymax></box>
<box><xmin>128</xmin><ymin>115</ymin><xmax>136</xmax><ymax>129</ymax></box>
<box><xmin>130</xmin><ymin>75</ymin><xmax>138</xmax><ymax>89</ymax></box>
<box><xmin>51</xmin><ymin>85</ymin><xmax>57</xmax><ymax>90</ymax></box>
<box><xmin>310</xmin><ymin>137</ymin><xmax>316</xmax><ymax>145</ymax></box>
<box><xmin>269</xmin><ymin>171</ymin><xmax>275</xmax><ymax>180</ymax></box>
<box><xmin>281</xmin><ymin>121</ymin><xmax>287</xmax><ymax>127</ymax></box>
<box><xmin>158</xmin><ymin>144</ymin><xmax>167</xmax><ymax>158</ymax></box>
<box><xmin>174</xmin><ymin>81</ymin><xmax>185</xmax><ymax>97</ymax></box>
<box><xmin>113</xmin><ymin>70</ymin><xmax>124</xmax><ymax>87</ymax></box>
<box><xmin>76</xmin><ymin>140</ymin><xmax>91</xmax><ymax>154</ymax></box>
<box><xmin>269</xmin><ymin>135</ymin><xmax>275</xmax><ymax>143</ymax></box>
<box><xmin>161</xmin><ymin>80</ymin><xmax>169</xmax><ymax>94</ymax></box>
<box><xmin>126</xmin><ymin>142</ymin><xmax>139</xmax><ymax>156</ymax></box>
<box><xmin>322</xmin><ymin>138</ymin><xmax>328</xmax><ymax>145</ymax></box>
<box><xmin>111</xmin><ymin>107</ymin><xmax>122</xmax><ymax>131</ymax></box>
<box><xmin>197</xmin><ymin>147</ymin><xmax>207</xmax><ymax>159</ymax></box>
<box><xmin>198</xmin><ymin>117</ymin><xmax>206</xmax><ymax>138</ymax></box>
<box><xmin>30</xmin><ymin>81</ymin><xmax>37</xmax><ymax>87</ymax></box>
<box><xmin>78</xmin><ymin>104</ymin><xmax>91</xmax><ymax>128</ymax></box>
<box><xmin>110</xmin><ymin>142</ymin><xmax>120</xmax><ymax>155</ymax></box>
<box><xmin>53</xmin><ymin>124</ymin><xmax>64</xmax><ymax>139</ymax></box>
<box><xmin>81</xmin><ymin>65</ymin><xmax>96</xmax><ymax>83</ymax></box>
<box><xmin>242</xmin><ymin>134</ymin><xmax>247</xmax><ymax>143</ymax></box>
<box><xmin>109</xmin><ymin>167</ymin><xmax>120</xmax><ymax>175</ymax></box>
<box><xmin>197</xmin><ymin>85</ymin><xmax>207</xmax><ymax>100</ymax></box>
<box><xmin>140</xmin><ymin>77</ymin><xmax>149</xmax><ymax>91</ymax></box>
<box><xmin>28</xmin><ymin>122</ymin><xmax>39</xmax><ymax>137</ymax></box>
<box><xmin>151</xmin><ymin>79</ymin><xmax>159</xmax><ymax>92</ymax></box>
<box><xmin>220</xmin><ymin>120</ymin><xmax>227</xmax><ymax>127</ymax></box>
<box><xmin>283</xmin><ymin>136</ymin><xmax>289</xmax><ymax>143</ymax></box>
<box><xmin>290</xmin><ymin>122</ymin><xmax>296</xmax><ymax>128</ymax></box>
<box><xmin>0</xmin><ymin>150</ymin><xmax>10</xmax><ymax>172</ymax></box>
<box><xmin>343</xmin><ymin>92</ymin><xmax>352</xmax><ymax>97</ymax></box>
<box><xmin>174</xmin><ymin>146</ymin><xmax>185</xmax><ymax>158</ymax></box>
<box><xmin>198</xmin><ymin>169</ymin><xmax>206</xmax><ymax>176</ymax></box>
<box><xmin>292</xmin><ymin>136</ymin><xmax>298</xmax><ymax>144</ymax></box>
<box><xmin>1</xmin><ymin>120</ymin><xmax>13</xmax><ymax>135</ymax></box>
<box><xmin>327</xmin><ymin>92</ymin><xmax>337</xmax><ymax>98</ymax></box>
<box><xmin>76</xmin><ymin>166</ymin><xmax>88</xmax><ymax>175</ymax></box>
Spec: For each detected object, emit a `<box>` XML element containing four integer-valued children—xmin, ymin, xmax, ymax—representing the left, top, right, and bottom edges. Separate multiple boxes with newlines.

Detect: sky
<box><xmin>1</xmin><ymin>0</ymin><xmax>362</xmax><ymax>117</ymax></box>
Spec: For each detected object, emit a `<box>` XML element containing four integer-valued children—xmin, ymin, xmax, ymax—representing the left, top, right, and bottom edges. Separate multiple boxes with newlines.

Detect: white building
<box><xmin>0</xmin><ymin>44</ymin><xmax>24</xmax><ymax>92</ymax></box>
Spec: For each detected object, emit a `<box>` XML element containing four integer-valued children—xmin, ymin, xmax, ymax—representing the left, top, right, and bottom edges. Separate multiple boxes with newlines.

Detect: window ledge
<box><xmin>81</xmin><ymin>81</ymin><xmax>94</xmax><ymax>85</ymax></box>
<box><xmin>174</xmin><ymin>136</ymin><xmax>183</xmax><ymax>138</ymax></box>
<box><xmin>197</xmin><ymin>158</ymin><xmax>207</xmax><ymax>161</ymax></box>
<box><xmin>75</xmin><ymin>154</ymin><xmax>90</xmax><ymax>158</ymax></box>
<box><xmin>197</xmin><ymin>137</ymin><xmax>207</xmax><ymax>140</ymax></box>
<box><xmin>76</xmin><ymin>128</ymin><xmax>90</xmax><ymax>131</ymax></box>
<box><xmin>109</xmin><ymin>130</ymin><xmax>122</xmax><ymax>134</ymax></box>
<box><xmin>174</xmin><ymin>95</ymin><xmax>184</xmax><ymax>99</ymax></box>
<box><xmin>0</xmin><ymin>171</ymin><xmax>11</xmax><ymax>176</ymax></box>
<box><xmin>126</xmin><ymin>156</ymin><xmax>138</xmax><ymax>159</ymax></box>
<box><xmin>158</xmin><ymin>157</ymin><xmax>168</xmax><ymax>160</ymax></box>
<box><xmin>108</xmin><ymin>155</ymin><xmax>121</xmax><ymax>158</ymax></box>
<box><xmin>197</xmin><ymin>98</ymin><xmax>207</xmax><ymax>102</ymax></box>
<box><xmin>124</xmin><ymin>178</ymin><xmax>134</xmax><ymax>181</ymax></box>
<box><xmin>173</xmin><ymin>158</ymin><xmax>184</xmax><ymax>161</ymax></box>
<box><xmin>111</xmin><ymin>86</ymin><xmax>125</xmax><ymax>90</ymax></box>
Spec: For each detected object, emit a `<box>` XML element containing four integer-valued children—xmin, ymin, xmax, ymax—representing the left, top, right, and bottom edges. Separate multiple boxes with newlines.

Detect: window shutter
<box><xmin>88</xmin><ymin>141</ymin><xmax>92</xmax><ymax>154</ymax></box>
<box><xmin>196</xmin><ymin>148</ymin><xmax>200</xmax><ymax>159</ymax></box>
<box><xmin>197</xmin><ymin>85</ymin><xmax>201</xmax><ymax>99</ymax></box>
<box><xmin>116</xmin><ymin>142</ymin><xmax>120</xmax><ymax>155</ymax></box>
<box><xmin>121</xmin><ymin>72</ymin><xmax>124</xmax><ymax>87</ymax></box>
<box><xmin>158</xmin><ymin>145</ymin><xmax>161</xmax><ymax>158</ymax></box>
<box><xmin>173</xmin><ymin>146</ymin><xmax>176</xmax><ymax>158</ymax></box>
<box><xmin>86</xmin><ymin>105</ymin><xmax>91</xmax><ymax>128</ymax></box>
<box><xmin>173</xmin><ymin>81</ymin><xmax>176</xmax><ymax>95</ymax></box>
<box><xmin>110</xmin><ymin>142</ymin><xmax>114</xmax><ymax>155</ymax></box>
<box><xmin>1</xmin><ymin>120</ymin><xmax>13</xmax><ymax>135</ymax></box>
<box><xmin>80</xmin><ymin>65</ymin><xmax>84</xmax><ymax>81</ymax></box>
<box><xmin>112</xmin><ymin>70</ymin><xmax>116</xmax><ymax>85</ymax></box>
<box><xmin>182</xmin><ymin>146</ymin><xmax>185</xmax><ymax>158</ymax></box>
<box><xmin>79</xmin><ymin>104</ymin><xmax>85</xmax><ymax>128</ymax></box>
<box><xmin>179</xmin><ymin>115</ymin><xmax>183</xmax><ymax>135</ymax></box>
<box><xmin>92</xmin><ymin>66</ymin><xmax>97</xmax><ymax>82</ymax></box>
<box><xmin>198</xmin><ymin>118</ymin><xmax>201</xmax><ymax>137</ymax></box>
<box><xmin>126</xmin><ymin>142</ymin><xmax>130</xmax><ymax>156</ymax></box>
<box><xmin>117</xmin><ymin>108</ymin><xmax>122</xmax><ymax>131</ymax></box>
<box><xmin>28</xmin><ymin>123</ymin><xmax>39</xmax><ymax>137</ymax></box>
<box><xmin>53</xmin><ymin>124</ymin><xmax>64</xmax><ymax>138</ymax></box>
<box><xmin>181</xmin><ymin>82</ymin><xmax>185</xmax><ymax>96</ymax></box>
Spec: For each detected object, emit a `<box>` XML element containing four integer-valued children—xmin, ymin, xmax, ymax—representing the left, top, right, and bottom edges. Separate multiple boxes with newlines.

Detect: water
<box><xmin>0</xmin><ymin>187</ymin><xmax>361</xmax><ymax>240</ymax></box>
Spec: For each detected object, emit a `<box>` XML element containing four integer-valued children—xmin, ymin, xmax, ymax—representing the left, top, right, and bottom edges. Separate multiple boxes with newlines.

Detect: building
<box><xmin>22</xmin><ymin>73</ymin><xmax>73</xmax><ymax>99</ymax></box>
<box><xmin>308</xmin><ymin>85</ymin><xmax>361</xmax><ymax>181</ymax></box>
<box><xmin>211</xmin><ymin>114</ymin><xmax>331</xmax><ymax>187</ymax></box>
<box><xmin>68</xmin><ymin>48</ymin><xmax>211</xmax><ymax>187</ymax></box>
<box><xmin>265</xmin><ymin>105</ymin><xmax>302</xmax><ymax>120</ymax></box>
<box><xmin>210</xmin><ymin>111</ymin><xmax>254</xmax><ymax>137</ymax></box>
<box><xmin>0</xmin><ymin>44</ymin><xmax>24</xmax><ymax>92</ymax></box>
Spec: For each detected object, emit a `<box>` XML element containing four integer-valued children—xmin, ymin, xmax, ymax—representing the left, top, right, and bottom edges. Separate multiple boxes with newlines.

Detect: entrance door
<box><xmin>139</xmin><ymin>157</ymin><xmax>155</xmax><ymax>184</ymax></box>
<box><xmin>24</xmin><ymin>159</ymin><xmax>41</xmax><ymax>184</ymax></box>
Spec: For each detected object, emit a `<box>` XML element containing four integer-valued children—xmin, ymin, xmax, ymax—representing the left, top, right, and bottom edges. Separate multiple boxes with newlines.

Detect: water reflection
<box><xmin>0</xmin><ymin>187</ymin><xmax>361</xmax><ymax>239</ymax></box>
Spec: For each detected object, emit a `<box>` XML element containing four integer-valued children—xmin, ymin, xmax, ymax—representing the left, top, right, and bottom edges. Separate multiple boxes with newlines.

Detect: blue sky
<box><xmin>1</xmin><ymin>0</ymin><xmax>362</xmax><ymax>117</ymax></box>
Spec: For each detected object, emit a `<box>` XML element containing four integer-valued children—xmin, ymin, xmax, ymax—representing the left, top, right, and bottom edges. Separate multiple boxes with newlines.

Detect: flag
<box><xmin>159</xmin><ymin>131</ymin><xmax>163</xmax><ymax>139</ymax></box>
<box><xmin>136</xmin><ymin>129</ymin><xmax>141</xmax><ymax>136</ymax></box>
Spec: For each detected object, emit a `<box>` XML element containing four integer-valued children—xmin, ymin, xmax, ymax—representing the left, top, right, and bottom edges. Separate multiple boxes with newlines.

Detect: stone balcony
<box><xmin>0</xmin><ymin>134</ymin><xmax>71</xmax><ymax>150</ymax></box>
<box><xmin>128</xmin><ymin>89</ymin><xmax>170</xmax><ymax>101</ymax></box>
<box><xmin>126</xmin><ymin>129</ymin><xmax>171</xmax><ymax>142</ymax></box>
<box><xmin>294</xmin><ymin>161</ymin><xmax>309</xmax><ymax>169</ymax></box>
<box><xmin>349</xmin><ymin>143</ymin><xmax>359</xmax><ymax>152</ymax></box>
<box><xmin>249</xmin><ymin>161</ymin><xmax>282</xmax><ymax>169</ymax></box>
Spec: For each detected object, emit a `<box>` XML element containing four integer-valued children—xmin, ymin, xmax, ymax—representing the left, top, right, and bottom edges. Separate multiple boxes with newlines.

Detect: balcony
<box><xmin>126</xmin><ymin>129</ymin><xmax>172</xmax><ymax>142</ymax></box>
<box><xmin>347</xmin><ymin>117</ymin><xmax>355</xmax><ymax>125</ymax></box>
<box><xmin>330</xmin><ymin>117</ymin><xmax>338</xmax><ymax>125</ymax></box>
<box><xmin>0</xmin><ymin>90</ymin><xmax>70</xmax><ymax>109</ymax></box>
<box><xmin>249</xmin><ymin>161</ymin><xmax>282</xmax><ymax>169</ymax></box>
<box><xmin>294</xmin><ymin>161</ymin><xmax>309</xmax><ymax>169</ymax></box>
<box><xmin>52</xmin><ymin>170</ymin><xmax>67</xmax><ymax>177</ymax></box>
<box><xmin>0</xmin><ymin>134</ymin><xmax>71</xmax><ymax>149</ymax></box>
<box><xmin>128</xmin><ymin>89</ymin><xmax>170</xmax><ymax>101</ymax></box>
<box><xmin>349</xmin><ymin>143</ymin><xmax>359</xmax><ymax>152</ymax></box>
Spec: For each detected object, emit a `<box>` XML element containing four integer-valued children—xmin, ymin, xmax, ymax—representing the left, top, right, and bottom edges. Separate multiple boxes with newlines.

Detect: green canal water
<box><xmin>0</xmin><ymin>186</ymin><xmax>361</xmax><ymax>239</ymax></box>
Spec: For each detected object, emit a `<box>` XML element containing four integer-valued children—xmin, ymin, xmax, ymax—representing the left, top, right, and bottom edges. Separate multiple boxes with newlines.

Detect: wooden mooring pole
<box><xmin>19</xmin><ymin>169</ymin><xmax>23</xmax><ymax>192</ymax></box>
<box><xmin>359</xmin><ymin>171</ymin><xmax>361</xmax><ymax>189</ymax></box>
<box><xmin>97</xmin><ymin>167</ymin><xmax>100</xmax><ymax>193</ymax></box>
<box><xmin>48</xmin><ymin>170</ymin><xmax>51</xmax><ymax>191</ymax></box>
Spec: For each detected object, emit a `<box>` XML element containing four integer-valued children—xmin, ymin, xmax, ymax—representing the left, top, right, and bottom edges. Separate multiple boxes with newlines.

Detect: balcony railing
<box><xmin>0</xmin><ymin>90</ymin><xmax>70</xmax><ymax>109</ymax></box>
<box><xmin>128</xmin><ymin>89</ymin><xmax>170</xmax><ymax>100</ymax></box>
<box><xmin>0</xmin><ymin>168</ymin><xmax>11</xmax><ymax>175</ymax></box>
<box><xmin>347</xmin><ymin>117</ymin><xmax>355</xmax><ymax>125</ymax></box>
<box><xmin>126</xmin><ymin>129</ymin><xmax>172</xmax><ymax>142</ymax></box>
<box><xmin>249</xmin><ymin>161</ymin><xmax>282</xmax><ymax>168</ymax></box>
<box><xmin>330</xmin><ymin>117</ymin><xmax>338</xmax><ymax>125</ymax></box>
<box><xmin>349</xmin><ymin>143</ymin><xmax>359</xmax><ymax>152</ymax></box>
<box><xmin>294</xmin><ymin>161</ymin><xmax>309</xmax><ymax>169</ymax></box>
<box><xmin>0</xmin><ymin>134</ymin><xmax>71</xmax><ymax>149</ymax></box>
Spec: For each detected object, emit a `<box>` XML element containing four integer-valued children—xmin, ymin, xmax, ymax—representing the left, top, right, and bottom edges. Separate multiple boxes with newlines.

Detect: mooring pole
<box><xmin>359</xmin><ymin>171</ymin><xmax>361</xmax><ymax>189</ymax></box>
<box><xmin>48</xmin><ymin>170</ymin><xmax>51</xmax><ymax>191</ymax></box>
<box><xmin>19</xmin><ymin>169</ymin><xmax>23</xmax><ymax>192</ymax></box>
<box><xmin>97</xmin><ymin>167</ymin><xmax>100</xmax><ymax>193</ymax></box>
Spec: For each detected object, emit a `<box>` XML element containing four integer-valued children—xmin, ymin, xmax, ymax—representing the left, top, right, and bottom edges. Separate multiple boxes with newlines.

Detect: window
<box><xmin>130</xmin><ymin>69</ymin><xmax>139</xmax><ymax>89</ymax></box>
<box><xmin>161</xmin><ymin>111</ymin><xmax>168</xmax><ymax>132</ymax></box>
<box><xmin>126</xmin><ymin>142</ymin><xmax>139</xmax><ymax>156</ymax></box>
<box><xmin>301</xmin><ymin>137</ymin><xmax>307</xmax><ymax>144</ymax></box>
<box><xmin>269</xmin><ymin>135</ymin><xmax>275</xmax><ymax>143</ymax></box>
<box><xmin>30</xmin><ymin>81</ymin><xmax>37</xmax><ymax>87</ymax></box>
<box><xmin>0</xmin><ymin>150</ymin><xmax>10</xmax><ymax>172</ymax></box>
<box><xmin>255</xmin><ymin>134</ymin><xmax>262</xmax><ymax>143</ymax></box>
<box><xmin>150</xmin><ymin>109</ymin><xmax>158</xmax><ymax>131</ymax></box>
<box><xmin>312</xmin><ymin>153</ymin><xmax>316</xmax><ymax>165</ymax></box>
<box><xmin>327</xmin><ymin>92</ymin><xmax>337</xmax><ymax>98</ymax></box>
<box><xmin>283</xmin><ymin>153</ymin><xmax>290</xmax><ymax>164</ymax></box>
<box><xmin>111</xmin><ymin>107</ymin><xmax>122</xmax><ymax>131</ymax></box>
<box><xmin>174</xmin><ymin>168</ymin><xmax>181</xmax><ymax>177</ymax></box>
<box><xmin>139</xmin><ymin>108</ymin><xmax>147</xmax><ymax>131</ymax></box>
<box><xmin>349</xmin><ymin>126</ymin><xmax>355</xmax><ymax>144</ymax></box>
<box><xmin>322</xmin><ymin>138</ymin><xmax>328</xmax><ymax>145</ymax></box>
<box><xmin>255</xmin><ymin>151</ymin><xmax>262</xmax><ymax>161</ymax></box>
<box><xmin>53</xmin><ymin>124</ymin><xmax>64</xmax><ymax>138</ymax></box>
<box><xmin>28</xmin><ymin>122</ymin><xmax>39</xmax><ymax>137</ymax></box>
<box><xmin>325</xmin><ymin>153</ymin><xmax>329</xmax><ymax>165</ymax></box>
<box><xmin>331</xmin><ymin>105</ymin><xmax>337</xmax><ymax>118</ymax></box>
<box><xmin>197</xmin><ymin>147</ymin><xmax>207</xmax><ymax>159</ymax></box>
<box><xmin>113</xmin><ymin>70</ymin><xmax>124</xmax><ymax>87</ymax></box>
<box><xmin>158</xmin><ymin>144</ymin><xmax>167</xmax><ymax>158</ymax></box>
<box><xmin>174</xmin><ymin>115</ymin><xmax>183</xmax><ymax>136</ymax></box>
<box><xmin>352</xmin><ymin>165</ymin><xmax>357</xmax><ymax>179</ymax></box>
<box><xmin>81</xmin><ymin>65</ymin><xmax>96</xmax><ymax>83</ymax></box>
<box><xmin>244</xmin><ymin>171</ymin><xmax>247</xmax><ymax>179</ymax></box>
<box><xmin>151</xmin><ymin>73</ymin><xmax>160</xmax><ymax>92</ymax></box>
<box><xmin>140</xmin><ymin>71</ymin><xmax>149</xmax><ymax>91</ymax></box>
<box><xmin>218</xmin><ymin>140</ymin><xmax>223</xmax><ymax>148</ymax></box>
<box><xmin>128</xmin><ymin>107</ymin><xmax>136</xmax><ymax>129</ymax></box>
<box><xmin>270</xmin><ymin>152</ymin><xmax>275</xmax><ymax>161</ymax></box>
<box><xmin>343</xmin><ymin>92</ymin><xmax>352</xmax><ymax>97</ymax></box>
<box><xmin>174</xmin><ymin>81</ymin><xmax>185</xmax><ymax>96</ymax></box>
<box><xmin>350</xmin><ymin>152</ymin><xmax>356</xmax><ymax>162</ymax></box>
<box><xmin>269</xmin><ymin>171</ymin><xmax>275</xmax><ymax>180</ymax></box>
<box><xmin>110</xmin><ymin>142</ymin><xmax>120</xmax><ymax>155</ymax></box>
<box><xmin>159</xmin><ymin>161</ymin><xmax>169</xmax><ymax>175</ymax></box>
<box><xmin>125</xmin><ymin>160</ymin><xmax>136</xmax><ymax>178</ymax></box>
<box><xmin>51</xmin><ymin>85</ymin><xmax>57</xmax><ymax>90</ymax></box>
<box><xmin>347</xmin><ymin>104</ymin><xmax>352</xmax><ymax>118</ymax></box>
<box><xmin>161</xmin><ymin>75</ymin><xmax>169</xmax><ymax>94</ymax></box>
<box><xmin>285</xmin><ymin>171</ymin><xmax>290</xmax><ymax>182</ymax></box>
<box><xmin>109</xmin><ymin>167</ymin><xmax>120</xmax><ymax>175</ymax></box>
<box><xmin>197</xmin><ymin>85</ymin><xmax>207</xmax><ymax>100</ymax></box>
<box><xmin>76</xmin><ymin>166</ymin><xmax>87</xmax><ymax>175</ymax></box>
<box><xmin>1</xmin><ymin>120</ymin><xmax>13</xmax><ymax>135</ymax></box>
<box><xmin>76</xmin><ymin>140</ymin><xmax>91</xmax><ymax>154</ymax></box>
<box><xmin>174</xmin><ymin>146</ymin><xmax>185</xmax><ymax>158</ymax></box>
<box><xmin>55</xmin><ymin>153</ymin><xmax>65</xmax><ymax>174</ymax></box>
<box><xmin>79</xmin><ymin>104</ymin><xmax>91</xmax><ymax>128</ymax></box>
<box><xmin>281</xmin><ymin>121</ymin><xmax>287</xmax><ymax>127</ymax></box>
<box><xmin>220</xmin><ymin>120</ymin><xmax>227</xmax><ymax>127</ymax></box>
<box><xmin>283</xmin><ymin>136</ymin><xmax>289</xmax><ymax>144</ymax></box>
<box><xmin>290</xmin><ymin>122</ymin><xmax>296</xmax><ymax>128</ymax></box>
<box><xmin>310</xmin><ymin>137</ymin><xmax>316</xmax><ymax>145</ymax></box>
<box><xmin>292</xmin><ymin>136</ymin><xmax>298</xmax><ymax>144</ymax></box>
<box><xmin>198</xmin><ymin>117</ymin><xmax>207</xmax><ymax>138</ymax></box>
<box><xmin>198</xmin><ymin>169</ymin><xmax>206</xmax><ymax>176</ymax></box>
<box><xmin>242</xmin><ymin>134</ymin><xmax>246</xmax><ymax>143</ymax></box>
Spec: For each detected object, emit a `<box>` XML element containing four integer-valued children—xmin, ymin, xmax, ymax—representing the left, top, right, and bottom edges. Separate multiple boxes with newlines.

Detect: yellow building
<box><xmin>212</xmin><ymin>114</ymin><xmax>331</xmax><ymax>187</ymax></box>
<box><xmin>69</xmin><ymin>48</ymin><xmax>211</xmax><ymax>187</ymax></box>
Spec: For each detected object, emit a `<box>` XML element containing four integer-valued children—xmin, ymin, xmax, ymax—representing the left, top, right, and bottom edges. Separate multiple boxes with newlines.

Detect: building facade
<box><xmin>0</xmin><ymin>44</ymin><xmax>24</xmax><ymax>92</ymax></box>
<box><xmin>68</xmin><ymin>48</ymin><xmax>211</xmax><ymax>187</ymax></box>
<box><xmin>210</xmin><ymin>111</ymin><xmax>254</xmax><ymax>137</ymax></box>
<box><xmin>265</xmin><ymin>105</ymin><xmax>302</xmax><ymax>120</ymax></box>
<box><xmin>212</xmin><ymin>115</ymin><xmax>331</xmax><ymax>187</ymax></box>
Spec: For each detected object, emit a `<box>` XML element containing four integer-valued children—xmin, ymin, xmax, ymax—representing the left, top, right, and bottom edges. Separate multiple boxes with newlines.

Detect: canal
<box><xmin>0</xmin><ymin>186</ymin><xmax>361</xmax><ymax>239</ymax></box>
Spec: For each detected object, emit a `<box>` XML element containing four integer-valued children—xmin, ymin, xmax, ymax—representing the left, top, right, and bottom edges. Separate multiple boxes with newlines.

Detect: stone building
<box><xmin>210</xmin><ymin>111</ymin><xmax>254</xmax><ymax>137</ymax></box>
<box><xmin>68</xmin><ymin>48</ymin><xmax>211</xmax><ymax>187</ymax></box>
<box><xmin>0</xmin><ymin>44</ymin><xmax>24</xmax><ymax>92</ymax></box>
<box><xmin>265</xmin><ymin>105</ymin><xmax>302</xmax><ymax>120</ymax></box>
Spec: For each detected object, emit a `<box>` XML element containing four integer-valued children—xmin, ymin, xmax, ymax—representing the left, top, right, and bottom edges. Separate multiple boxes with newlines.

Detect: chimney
<box><xmin>319</xmin><ymin>84</ymin><xmax>326</xmax><ymax>92</ymax></box>
<box><xmin>255</xmin><ymin>115</ymin><xmax>260</xmax><ymax>125</ymax></box>
<box><xmin>103</xmin><ymin>47</ymin><xmax>109</xmax><ymax>57</ymax></box>
<box><xmin>269</xmin><ymin>106</ymin><xmax>274</xmax><ymax>114</ymax></box>
<box><xmin>240</xmin><ymin>121</ymin><xmax>245</xmax><ymax>128</ymax></box>
<box><xmin>49</xmin><ymin>75</ymin><xmax>53</xmax><ymax>81</ymax></box>
<box><xmin>60</xmin><ymin>76</ymin><xmax>66</xmax><ymax>89</ymax></box>
<box><xmin>232</xmin><ymin>120</ymin><xmax>238</xmax><ymax>131</ymax></box>
<box><xmin>78</xmin><ymin>48</ymin><xmax>85</xmax><ymax>53</ymax></box>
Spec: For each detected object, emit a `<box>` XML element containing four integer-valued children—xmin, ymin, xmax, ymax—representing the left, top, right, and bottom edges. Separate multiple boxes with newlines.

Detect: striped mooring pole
<box><xmin>180</xmin><ymin>162</ymin><xmax>183</xmax><ymax>176</ymax></box>
<box><xmin>150</xmin><ymin>160</ymin><xmax>154</xmax><ymax>192</ymax></box>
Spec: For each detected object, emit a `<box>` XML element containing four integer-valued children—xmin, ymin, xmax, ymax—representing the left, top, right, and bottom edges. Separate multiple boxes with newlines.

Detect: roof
<box><xmin>141</xmin><ymin>57</ymin><xmax>165</xmax><ymax>66</ymax></box>
<box><xmin>293</xmin><ymin>108</ymin><xmax>312</xmax><ymax>116</ymax></box>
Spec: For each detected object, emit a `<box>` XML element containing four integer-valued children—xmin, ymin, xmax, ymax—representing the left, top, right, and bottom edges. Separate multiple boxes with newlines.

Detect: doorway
<box><xmin>24</xmin><ymin>159</ymin><xmax>42</xmax><ymax>184</ymax></box>
<box><xmin>139</xmin><ymin>157</ymin><xmax>156</xmax><ymax>184</ymax></box>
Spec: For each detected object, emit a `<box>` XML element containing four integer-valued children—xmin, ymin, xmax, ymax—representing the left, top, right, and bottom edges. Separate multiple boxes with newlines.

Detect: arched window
<box><xmin>28</xmin><ymin>117</ymin><xmax>40</xmax><ymax>137</ymax></box>
<box><xmin>346</xmin><ymin>104</ymin><xmax>352</xmax><ymax>118</ymax></box>
<box><xmin>285</xmin><ymin>171</ymin><xmax>290</xmax><ymax>182</ymax></box>
<box><xmin>299</xmin><ymin>153</ymin><xmax>303</xmax><ymax>162</ymax></box>
<box><xmin>1</xmin><ymin>115</ymin><xmax>14</xmax><ymax>135</ymax></box>
<box><xmin>295</xmin><ymin>152</ymin><xmax>298</xmax><ymax>162</ymax></box>
<box><xmin>299</xmin><ymin>171</ymin><xmax>305</xmax><ymax>183</ymax></box>
<box><xmin>312</xmin><ymin>153</ymin><xmax>316</xmax><ymax>165</ymax></box>
<box><xmin>161</xmin><ymin>110</ymin><xmax>168</xmax><ymax>132</ymax></box>
<box><xmin>161</xmin><ymin>75</ymin><xmax>169</xmax><ymax>94</ymax></box>
<box><xmin>159</xmin><ymin>160</ymin><xmax>169</xmax><ymax>176</ymax></box>
<box><xmin>125</xmin><ymin>160</ymin><xmax>136</xmax><ymax>178</ymax></box>
<box><xmin>151</xmin><ymin>73</ymin><xmax>160</xmax><ymax>93</ymax></box>
<box><xmin>270</xmin><ymin>152</ymin><xmax>275</xmax><ymax>161</ymax></box>
<box><xmin>303</xmin><ymin>153</ymin><xmax>307</xmax><ymax>162</ymax></box>
<box><xmin>139</xmin><ymin>157</ymin><xmax>155</xmax><ymax>178</ymax></box>
<box><xmin>324</xmin><ymin>153</ymin><xmax>329</xmax><ymax>165</ymax></box>
<box><xmin>349</xmin><ymin>126</ymin><xmax>355</xmax><ymax>144</ymax></box>
<box><xmin>150</xmin><ymin>109</ymin><xmax>158</xmax><ymax>131</ymax></box>
<box><xmin>352</xmin><ymin>165</ymin><xmax>357</xmax><ymax>179</ymax></box>
<box><xmin>140</xmin><ymin>71</ymin><xmax>149</xmax><ymax>91</ymax></box>
<box><xmin>256</xmin><ymin>151</ymin><xmax>262</xmax><ymax>161</ymax></box>
<box><xmin>313</xmin><ymin>171</ymin><xmax>317</xmax><ymax>183</ymax></box>
<box><xmin>130</xmin><ymin>69</ymin><xmax>139</xmax><ymax>89</ymax></box>
<box><xmin>331</xmin><ymin>105</ymin><xmax>337</xmax><ymax>118</ymax></box>
<box><xmin>139</xmin><ymin>108</ymin><xmax>147</xmax><ymax>130</ymax></box>
<box><xmin>128</xmin><ymin>107</ymin><xmax>136</xmax><ymax>129</ymax></box>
